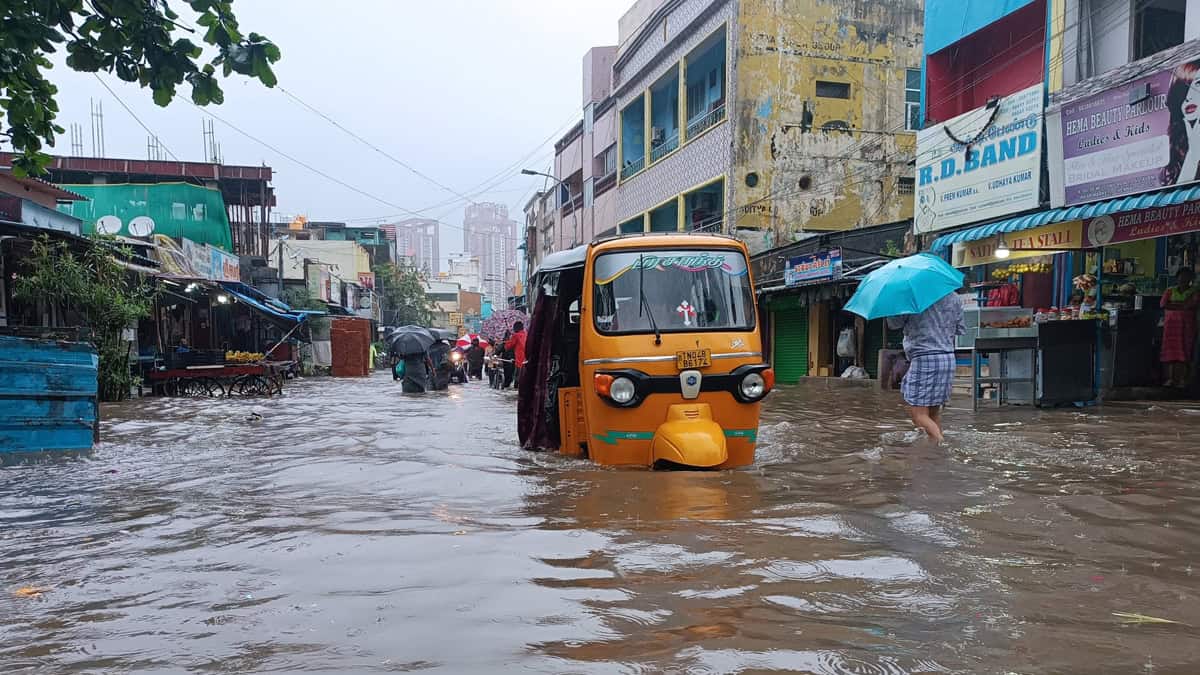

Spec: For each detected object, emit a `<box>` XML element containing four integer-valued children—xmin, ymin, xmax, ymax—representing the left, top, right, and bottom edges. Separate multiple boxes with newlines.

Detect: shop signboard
<box><xmin>951</xmin><ymin>220</ymin><xmax>1084</xmax><ymax>267</ymax></box>
<box><xmin>357</xmin><ymin>272</ymin><xmax>375</xmax><ymax>290</ymax></box>
<box><xmin>209</xmin><ymin>246</ymin><xmax>240</xmax><ymax>282</ymax></box>
<box><xmin>181</xmin><ymin>237</ymin><xmax>211</xmax><ymax>279</ymax></box>
<box><xmin>1051</xmin><ymin>56</ymin><xmax>1200</xmax><ymax>207</ymax></box>
<box><xmin>916</xmin><ymin>83</ymin><xmax>1044</xmax><ymax>234</ymax></box>
<box><xmin>784</xmin><ymin>249</ymin><xmax>843</xmax><ymax>286</ymax></box>
<box><xmin>1083</xmin><ymin>200</ymin><xmax>1200</xmax><ymax>247</ymax></box>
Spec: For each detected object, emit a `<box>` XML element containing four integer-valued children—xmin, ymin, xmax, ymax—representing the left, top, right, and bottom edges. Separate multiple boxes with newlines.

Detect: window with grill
<box><xmin>905</xmin><ymin>69</ymin><xmax>921</xmax><ymax>131</ymax></box>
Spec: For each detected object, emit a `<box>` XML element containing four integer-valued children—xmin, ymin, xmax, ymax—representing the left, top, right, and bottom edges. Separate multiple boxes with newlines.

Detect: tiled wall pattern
<box><xmin>616</xmin><ymin>123</ymin><xmax>732</xmax><ymax>221</ymax></box>
<box><xmin>614</xmin><ymin>0</ymin><xmax>735</xmax><ymax>222</ymax></box>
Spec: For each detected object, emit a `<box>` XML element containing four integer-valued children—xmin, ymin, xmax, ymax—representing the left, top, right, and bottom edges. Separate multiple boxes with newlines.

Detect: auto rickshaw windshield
<box><xmin>592</xmin><ymin>248</ymin><xmax>755</xmax><ymax>335</ymax></box>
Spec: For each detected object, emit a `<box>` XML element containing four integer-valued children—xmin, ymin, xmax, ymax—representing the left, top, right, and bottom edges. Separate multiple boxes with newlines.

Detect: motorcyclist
<box><xmin>465</xmin><ymin>338</ymin><xmax>485</xmax><ymax>380</ymax></box>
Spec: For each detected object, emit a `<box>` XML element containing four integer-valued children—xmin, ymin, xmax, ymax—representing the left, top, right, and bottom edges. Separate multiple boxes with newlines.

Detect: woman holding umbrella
<box><xmin>845</xmin><ymin>254</ymin><xmax>966</xmax><ymax>443</ymax></box>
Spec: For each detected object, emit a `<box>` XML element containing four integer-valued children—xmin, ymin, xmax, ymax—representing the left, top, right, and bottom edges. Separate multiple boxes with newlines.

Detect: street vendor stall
<box><xmin>147</xmin><ymin>360</ymin><xmax>291</xmax><ymax>397</ymax></box>
<box><xmin>147</xmin><ymin>280</ymin><xmax>317</xmax><ymax>397</ymax></box>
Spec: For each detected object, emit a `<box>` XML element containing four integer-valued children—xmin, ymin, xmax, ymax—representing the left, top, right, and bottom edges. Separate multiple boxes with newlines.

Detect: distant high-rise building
<box><xmin>463</xmin><ymin>203</ymin><xmax>518</xmax><ymax>306</ymax></box>
<box><xmin>392</xmin><ymin>218</ymin><xmax>440</xmax><ymax>275</ymax></box>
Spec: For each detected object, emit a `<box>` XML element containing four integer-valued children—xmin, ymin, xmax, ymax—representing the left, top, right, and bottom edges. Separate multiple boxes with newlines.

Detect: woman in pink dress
<box><xmin>1161</xmin><ymin>268</ymin><xmax>1199</xmax><ymax>387</ymax></box>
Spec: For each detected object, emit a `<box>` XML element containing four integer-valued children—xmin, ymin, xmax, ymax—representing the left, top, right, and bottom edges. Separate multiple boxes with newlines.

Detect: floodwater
<box><xmin>3</xmin><ymin>375</ymin><xmax>1200</xmax><ymax>674</ymax></box>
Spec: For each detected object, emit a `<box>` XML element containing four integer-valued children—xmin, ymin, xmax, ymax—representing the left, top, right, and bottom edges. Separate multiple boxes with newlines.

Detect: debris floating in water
<box><xmin>1113</xmin><ymin>612</ymin><xmax>1180</xmax><ymax>625</ymax></box>
<box><xmin>14</xmin><ymin>586</ymin><xmax>49</xmax><ymax>598</ymax></box>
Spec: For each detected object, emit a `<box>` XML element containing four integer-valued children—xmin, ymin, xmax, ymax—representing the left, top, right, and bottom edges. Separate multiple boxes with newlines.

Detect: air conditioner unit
<box><xmin>651</xmin><ymin>127</ymin><xmax>665</xmax><ymax>145</ymax></box>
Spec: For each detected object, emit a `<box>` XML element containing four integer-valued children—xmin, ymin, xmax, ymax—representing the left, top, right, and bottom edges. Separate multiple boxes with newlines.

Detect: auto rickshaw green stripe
<box><xmin>592</xmin><ymin>429</ymin><xmax>757</xmax><ymax>445</ymax></box>
<box><xmin>723</xmin><ymin>429</ymin><xmax>758</xmax><ymax>442</ymax></box>
<box><xmin>592</xmin><ymin>431</ymin><xmax>655</xmax><ymax>445</ymax></box>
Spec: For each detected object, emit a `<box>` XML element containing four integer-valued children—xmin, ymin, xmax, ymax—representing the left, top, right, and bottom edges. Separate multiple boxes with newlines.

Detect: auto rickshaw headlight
<box><xmin>739</xmin><ymin>372</ymin><xmax>766</xmax><ymax>401</ymax></box>
<box><xmin>609</xmin><ymin>376</ymin><xmax>637</xmax><ymax>404</ymax></box>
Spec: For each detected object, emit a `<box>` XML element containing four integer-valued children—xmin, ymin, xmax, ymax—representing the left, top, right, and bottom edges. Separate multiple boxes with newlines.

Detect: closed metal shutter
<box><xmin>772</xmin><ymin>308</ymin><xmax>809</xmax><ymax>383</ymax></box>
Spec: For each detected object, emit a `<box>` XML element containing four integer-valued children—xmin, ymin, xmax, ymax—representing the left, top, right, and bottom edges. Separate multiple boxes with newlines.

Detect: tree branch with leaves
<box><xmin>374</xmin><ymin>262</ymin><xmax>436</xmax><ymax>327</ymax></box>
<box><xmin>13</xmin><ymin>236</ymin><xmax>157</xmax><ymax>401</ymax></box>
<box><xmin>2</xmin><ymin>0</ymin><xmax>280</xmax><ymax>175</ymax></box>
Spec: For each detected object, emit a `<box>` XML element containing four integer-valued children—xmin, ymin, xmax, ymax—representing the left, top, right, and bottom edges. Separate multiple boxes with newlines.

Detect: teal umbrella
<box><xmin>843</xmin><ymin>253</ymin><xmax>965</xmax><ymax>320</ymax></box>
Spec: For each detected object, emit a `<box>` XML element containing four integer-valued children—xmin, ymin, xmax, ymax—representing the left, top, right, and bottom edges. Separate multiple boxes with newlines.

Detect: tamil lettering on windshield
<box><xmin>592</xmin><ymin>249</ymin><xmax>755</xmax><ymax>334</ymax></box>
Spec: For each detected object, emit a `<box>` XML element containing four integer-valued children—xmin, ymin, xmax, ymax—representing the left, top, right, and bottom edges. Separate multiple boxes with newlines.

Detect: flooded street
<box><xmin>3</xmin><ymin>375</ymin><xmax>1200</xmax><ymax>674</ymax></box>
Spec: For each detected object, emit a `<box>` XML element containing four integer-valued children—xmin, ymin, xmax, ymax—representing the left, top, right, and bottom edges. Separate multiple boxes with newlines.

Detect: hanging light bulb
<box><xmin>995</xmin><ymin>234</ymin><xmax>1011</xmax><ymax>259</ymax></box>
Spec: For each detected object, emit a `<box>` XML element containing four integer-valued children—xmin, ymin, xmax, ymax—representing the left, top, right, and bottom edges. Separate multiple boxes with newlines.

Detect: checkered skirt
<box><xmin>901</xmin><ymin>353</ymin><xmax>956</xmax><ymax>407</ymax></box>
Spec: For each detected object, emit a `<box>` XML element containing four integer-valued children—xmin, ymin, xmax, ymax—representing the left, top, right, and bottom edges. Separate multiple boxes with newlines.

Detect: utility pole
<box><xmin>277</xmin><ymin>237</ymin><xmax>286</xmax><ymax>299</ymax></box>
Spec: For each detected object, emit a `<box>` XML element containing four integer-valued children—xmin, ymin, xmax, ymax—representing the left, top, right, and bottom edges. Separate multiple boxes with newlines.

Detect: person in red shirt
<box><xmin>504</xmin><ymin>321</ymin><xmax>527</xmax><ymax>388</ymax></box>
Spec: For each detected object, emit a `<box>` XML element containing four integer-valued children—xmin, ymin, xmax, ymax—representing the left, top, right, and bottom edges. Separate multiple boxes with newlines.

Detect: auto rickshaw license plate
<box><xmin>675</xmin><ymin>348</ymin><xmax>711</xmax><ymax>370</ymax></box>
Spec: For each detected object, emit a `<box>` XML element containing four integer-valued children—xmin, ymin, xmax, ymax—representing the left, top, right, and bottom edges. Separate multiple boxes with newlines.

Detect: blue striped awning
<box><xmin>929</xmin><ymin>184</ymin><xmax>1200</xmax><ymax>252</ymax></box>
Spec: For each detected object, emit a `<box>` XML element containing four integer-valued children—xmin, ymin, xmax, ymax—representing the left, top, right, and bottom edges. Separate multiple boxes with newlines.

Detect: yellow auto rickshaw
<box><xmin>517</xmin><ymin>234</ymin><xmax>773</xmax><ymax>469</ymax></box>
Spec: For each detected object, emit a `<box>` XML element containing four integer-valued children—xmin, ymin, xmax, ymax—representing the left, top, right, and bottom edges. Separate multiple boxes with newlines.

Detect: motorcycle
<box><xmin>448</xmin><ymin>349</ymin><xmax>470</xmax><ymax>385</ymax></box>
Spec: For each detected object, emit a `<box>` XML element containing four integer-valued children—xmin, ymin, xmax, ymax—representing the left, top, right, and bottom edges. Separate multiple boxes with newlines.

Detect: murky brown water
<box><xmin>3</xmin><ymin>374</ymin><xmax>1200</xmax><ymax>673</ymax></box>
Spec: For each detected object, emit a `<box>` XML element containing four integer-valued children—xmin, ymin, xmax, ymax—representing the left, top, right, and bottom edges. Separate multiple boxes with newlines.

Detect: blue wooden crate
<box><xmin>0</xmin><ymin>335</ymin><xmax>99</xmax><ymax>453</ymax></box>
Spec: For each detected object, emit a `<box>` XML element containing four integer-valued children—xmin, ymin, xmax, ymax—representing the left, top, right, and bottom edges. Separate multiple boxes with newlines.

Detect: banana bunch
<box><xmin>225</xmin><ymin>350</ymin><xmax>265</xmax><ymax>363</ymax></box>
<box><xmin>991</xmin><ymin>262</ymin><xmax>1051</xmax><ymax>279</ymax></box>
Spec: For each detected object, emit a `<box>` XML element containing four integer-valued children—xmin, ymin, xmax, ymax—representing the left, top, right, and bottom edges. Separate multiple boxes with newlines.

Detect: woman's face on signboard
<box><xmin>1184</xmin><ymin>77</ymin><xmax>1200</xmax><ymax>123</ymax></box>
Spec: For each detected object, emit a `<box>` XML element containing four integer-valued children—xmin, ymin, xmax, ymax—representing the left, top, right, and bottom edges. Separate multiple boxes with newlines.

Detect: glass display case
<box><xmin>974</xmin><ymin>306</ymin><xmax>1036</xmax><ymax>338</ymax></box>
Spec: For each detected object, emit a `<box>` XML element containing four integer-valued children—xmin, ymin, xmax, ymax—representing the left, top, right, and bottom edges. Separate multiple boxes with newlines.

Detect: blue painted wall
<box><xmin>0</xmin><ymin>336</ymin><xmax>98</xmax><ymax>454</ymax></box>
<box><xmin>925</xmin><ymin>0</ymin><xmax>1040</xmax><ymax>55</ymax></box>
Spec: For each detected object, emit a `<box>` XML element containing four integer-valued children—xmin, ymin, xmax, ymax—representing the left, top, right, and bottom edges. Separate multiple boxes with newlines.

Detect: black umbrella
<box><xmin>387</xmin><ymin>326</ymin><xmax>436</xmax><ymax>357</ymax></box>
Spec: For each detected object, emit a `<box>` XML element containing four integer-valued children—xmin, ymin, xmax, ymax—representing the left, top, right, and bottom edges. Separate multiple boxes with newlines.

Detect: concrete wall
<box><xmin>731</xmin><ymin>0</ymin><xmax>921</xmax><ymax>245</ymax></box>
<box><xmin>1060</xmin><ymin>0</ymin><xmax>1200</xmax><ymax>88</ymax></box>
<box><xmin>584</xmin><ymin>46</ymin><xmax>618</xmax><ymax>105</ymax></box>
<box><xmin>272</xmin><ymin>239</ymin><xmax>370</xmax><ymax>282</ymax></box>
<box><xmin>619</xmin><ymin>0</ymin><xmax>671</xmax><ymax>51</ymax></box>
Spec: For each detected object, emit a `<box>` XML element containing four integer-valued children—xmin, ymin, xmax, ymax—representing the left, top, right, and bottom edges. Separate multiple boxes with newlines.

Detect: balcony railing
<box><xmin>649</xmin><ymin>133</ymin><xmax>679</xmax><ymax>163</ymax></box>
<box><xmin>595</xmin><ymin>170</ymin><xmax>617</xmax><ymax>196</ymax></box>
<box><xmin>687</xmin><ymin>103</ymin><xmax>726</xmax><ymax>139</ymax></box>
<box><xmin>561</xmin><ymin>194</ymin><xmax>584</xmax><ymax>216</ymax></box>
<box><xmin>620</xmin><ymin>156</ymin><xmax>645</xmax><ymax>180</ymax></box>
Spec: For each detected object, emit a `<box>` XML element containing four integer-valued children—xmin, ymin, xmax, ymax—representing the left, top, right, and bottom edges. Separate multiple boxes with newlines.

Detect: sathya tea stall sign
<box><xmin>952</xmin><ymin>221</ymin><xmax>1083</xmax><ymax>267</ymax></box>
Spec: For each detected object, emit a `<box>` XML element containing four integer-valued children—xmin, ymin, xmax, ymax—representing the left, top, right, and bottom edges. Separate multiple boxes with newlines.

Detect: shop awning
<box><xmin>929</xmin><ymin>184</ymin><xmax>1200</xmax><ymax>252</ymax></box>
<box><xmin>218</xmin><ymin>282</ymin><xmax>319</xmax><ymax>325</ymax></box>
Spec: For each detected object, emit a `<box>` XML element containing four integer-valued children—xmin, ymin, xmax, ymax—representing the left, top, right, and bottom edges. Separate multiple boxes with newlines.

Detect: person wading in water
<box><xmin>886</xmin><ymin>291</ymin><xmax>965</xmax><ymax>443</ymax></box>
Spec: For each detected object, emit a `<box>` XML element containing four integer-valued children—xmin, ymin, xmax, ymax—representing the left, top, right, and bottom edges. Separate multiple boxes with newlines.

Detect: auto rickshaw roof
<box><xmin>591</xmin><ymin>232</ymin><xmax>746</xmax><ymax>253</ymax></box>
<box><xmin>533</xmin><ymin>244</ymin><xmax>588</xmax><ymax>275</ymax></box>
<box><xmin>534</xmin><ymin>233</ymin><xmax>747</xmax><ymax>277</ymax></box>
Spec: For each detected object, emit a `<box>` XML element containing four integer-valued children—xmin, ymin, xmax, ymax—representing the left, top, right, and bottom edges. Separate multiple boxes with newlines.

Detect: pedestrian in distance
<box><xmin>886</xmin><ymin>290</ymin><xmax>965</xmax><ymax>444</ymax></box>
<box><xmin>504</xmin><ymin>321</ymin><xmax>527</xmax><ymax>389</ymax></box>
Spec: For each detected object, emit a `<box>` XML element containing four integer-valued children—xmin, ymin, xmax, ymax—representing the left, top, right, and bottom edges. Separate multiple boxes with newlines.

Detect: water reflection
<box><xmin>0</xmin><ymin>375</ymin><xmax>1199</xmax><ymax>673</ymax></box>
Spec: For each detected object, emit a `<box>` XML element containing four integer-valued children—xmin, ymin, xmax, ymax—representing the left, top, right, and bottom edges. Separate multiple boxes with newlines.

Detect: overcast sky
<box><xmin>40</xmin><ymin>1</ymin><xmax>627</xmax><ymax>262</ymax></box>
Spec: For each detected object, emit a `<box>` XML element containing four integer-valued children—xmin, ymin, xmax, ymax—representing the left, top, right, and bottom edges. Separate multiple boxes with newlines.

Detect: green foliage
<box><xmin>880</xmin><ymin>239</ymin><xmax>903</xmax><ymax>258</ymax></box>
<box><xmin>374</xmin><ymin>263</ymin><xmax>436</xmax><ymax>326</ymax></box>
<box><xmin>13</xmin><ymin>236</ymin><xmax>156</xmax><ymax>401</ymax></box>
<box><xmin>2</xmin><ymin>0</ymin><xmax>280</xmax><ymax>176</ymax></box>
<box><xmin>280</xmin><ymin>287</ymin><xmax>326</xmax><ymax>312</ymax></box>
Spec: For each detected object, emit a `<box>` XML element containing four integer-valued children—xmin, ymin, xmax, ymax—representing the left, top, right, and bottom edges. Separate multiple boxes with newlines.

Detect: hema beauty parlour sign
<box><xmin>915</xmin><ymin>83</ymin><xmax>1044</xmax><ymax>234</ymax></box>
<box><xmin>1049</xmin><ymin>56</ymin><xmax>1200</xmax><ymax>207</ymax></box>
